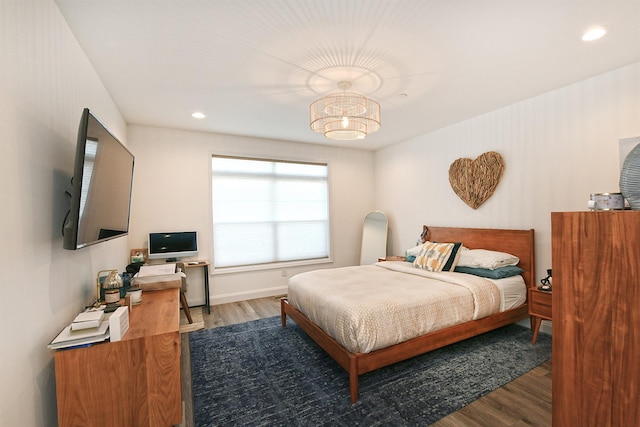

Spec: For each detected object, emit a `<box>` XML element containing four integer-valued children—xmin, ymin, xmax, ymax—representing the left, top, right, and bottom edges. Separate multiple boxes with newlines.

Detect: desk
<box><xmin>53</xmin><ymin>289</ymin><xmax>181</xmax><ymax>427</ymax></box>
<box><xmin>184</xmin><ymin>261</ymin><xmax>210</xmax><ymax>313</ymax></box>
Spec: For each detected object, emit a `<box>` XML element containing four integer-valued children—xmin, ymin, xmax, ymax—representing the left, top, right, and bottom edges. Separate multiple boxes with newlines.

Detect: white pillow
<box><xmin>405</xmin><ymin>245</ymin><xmax>423</xmax><ymax>257</ymax></box>
<box><xmin>457</xmin><ymin>248</ymin><xmax>519</xmax><ymax>270</ymax></box>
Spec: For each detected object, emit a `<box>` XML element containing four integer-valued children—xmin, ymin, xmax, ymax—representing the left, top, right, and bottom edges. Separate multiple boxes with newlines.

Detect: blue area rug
<box><xmin>190</xmin><ymin>316</ymin><xmax>551</xmax><ymax>426</ymax></box>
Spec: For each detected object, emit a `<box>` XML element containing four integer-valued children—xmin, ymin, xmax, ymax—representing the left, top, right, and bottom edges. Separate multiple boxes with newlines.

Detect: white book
<box><xmin>71</xmin><ymin>319</ymin><xmax>101</xmax><ymax>331</ymax></box>
<box><xmin>47</xmin><ymin>332</ymin><xmax>110</xmax><ymax>350</ymax></box>
<box><xmin>138</xmin><ymin>264</ymin><xmax>176</xmax><ymax>277</ymax></box>
<box><xmin>73</xmin><ymin>309</ymin><xmax>105</xmax><ymax>324</ymax></box>
<box><xmin>48</xmin><ymin>321</ymin><xmax>110</xmax><ymax>350</ymax></box>
<box><xmin>71</xmin><ymin>309</ymin><xmax>105</xmax><ymax>331</ymax></box>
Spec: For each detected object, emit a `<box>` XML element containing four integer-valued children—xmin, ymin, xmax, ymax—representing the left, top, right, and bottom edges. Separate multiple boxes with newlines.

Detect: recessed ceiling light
<box><xmin>192</xmin><ymin>112</ymin><xmax>206</xmax><ymax>119</ymax></box>
<box><xmin>582</xmin><ymin>27</ymin><xmax>607</xmax><ymax>42</ymax></box>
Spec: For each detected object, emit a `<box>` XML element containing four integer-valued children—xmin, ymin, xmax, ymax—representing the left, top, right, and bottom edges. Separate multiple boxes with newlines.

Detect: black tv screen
<box><xmin>148</xmin><ymin>232</ymin><xmax>198</xmax><ymax>260</ymax></box>
<box><xmin>63</xmin><ymin>108</ymin><xmax>134</xmax><ymax>250</ymax></box>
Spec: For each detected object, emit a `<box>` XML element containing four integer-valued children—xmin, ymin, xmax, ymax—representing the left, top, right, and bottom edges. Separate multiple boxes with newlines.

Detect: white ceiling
<box><xmin>55</xmin><ymin>0</ymin><xmax>640</xmax><ymax>150</ymax></box>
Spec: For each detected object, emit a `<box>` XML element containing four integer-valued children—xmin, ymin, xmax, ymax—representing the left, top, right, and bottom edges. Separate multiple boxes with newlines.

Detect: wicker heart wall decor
<box><xmin>448</xmin><ymin>151</ymin><xmax>505</xmax><ymax>209</ymax></box>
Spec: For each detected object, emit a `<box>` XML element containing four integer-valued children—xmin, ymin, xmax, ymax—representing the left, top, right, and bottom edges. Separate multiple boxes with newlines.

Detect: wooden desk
<box><xmin>528</xmin><ymin>287</ymin><xmax>552</xmax><ymax>345</ymax></box>
<box><xmin>184</xmin><ymin>260</ymin><xmax>211</xmax><ymax>313</ymax></box>
<box><xmin>53</xmin><ymin>289</ymin><xmax>181</xmax><ymax>427</ymax></box>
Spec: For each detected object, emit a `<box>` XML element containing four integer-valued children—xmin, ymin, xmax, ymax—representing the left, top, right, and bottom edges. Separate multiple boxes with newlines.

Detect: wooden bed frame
<box><xmin>280</xmin><ymin>226</ymin><xmax>536</xmax><ymax>403</ymax></box>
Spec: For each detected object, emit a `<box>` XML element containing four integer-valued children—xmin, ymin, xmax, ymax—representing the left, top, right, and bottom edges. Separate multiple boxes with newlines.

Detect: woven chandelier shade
<box><xmin>310</xmin><ymin>82</ymin><xmax>381</xmax><ymax>141</ymax></box>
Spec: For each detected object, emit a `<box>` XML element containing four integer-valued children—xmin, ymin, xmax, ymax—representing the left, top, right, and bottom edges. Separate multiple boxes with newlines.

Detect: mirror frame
<box><xmin>360</xmin><ymin>211</ymin><xmax>388</xmax><ymax>265</ymax></box>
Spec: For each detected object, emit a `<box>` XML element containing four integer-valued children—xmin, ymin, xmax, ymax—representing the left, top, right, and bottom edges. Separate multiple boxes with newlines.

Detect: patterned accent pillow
<box><xmin>442</xmin><ymin>242</ymin><xmax>463</xmax><ymax>271</ymax></box>
<box><xmin>413</xmin><ymin>242</ymin><xmax>461</xmax><ymax>272</ymax></box>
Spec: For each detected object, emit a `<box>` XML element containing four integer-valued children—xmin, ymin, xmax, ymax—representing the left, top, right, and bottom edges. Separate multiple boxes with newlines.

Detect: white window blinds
<box><xmin>211</xmin><ymin>156</ymin><xmax>330</xmax><ymax>268</ymax></box>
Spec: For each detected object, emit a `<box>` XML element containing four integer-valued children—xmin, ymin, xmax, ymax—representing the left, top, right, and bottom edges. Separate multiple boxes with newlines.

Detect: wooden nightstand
<box><xmin>377</xmin><ymin>256</ymin><xmax>406</xmax><ymax>262</ymax></box>
<box><xmin>528</xmin><ymin>287</ymin><xmax>552</xmax><ymax>345</ymax></box>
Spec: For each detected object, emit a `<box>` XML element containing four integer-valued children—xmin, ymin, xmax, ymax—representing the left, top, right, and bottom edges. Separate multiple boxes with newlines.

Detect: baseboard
<box><xmin>540</xmin><ymin>319</ymin><xmax>552</xmax><ymax>335</ymax></box>
<box><xmin>516</xmin><ymin>318</ymin><xmax>553</xmax><ymax>337</ymax></box>
<box><xmin>210</xmin><ymin>285</ymin><xmax>288</xmax><ymax>305</ymax></box>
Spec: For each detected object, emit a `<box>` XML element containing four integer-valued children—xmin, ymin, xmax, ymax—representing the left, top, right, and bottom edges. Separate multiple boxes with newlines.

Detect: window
<box><xmin>211</xmin><ymin>156</ymin><xmax>330</xmax><ymax>268</ymax></box>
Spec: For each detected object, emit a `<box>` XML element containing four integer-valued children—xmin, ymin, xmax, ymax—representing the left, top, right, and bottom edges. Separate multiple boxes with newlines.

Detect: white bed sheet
<box><xmin>489</xmin><ymin>274</ymin><xmax>527</xmax><ymax>311</ymax></box>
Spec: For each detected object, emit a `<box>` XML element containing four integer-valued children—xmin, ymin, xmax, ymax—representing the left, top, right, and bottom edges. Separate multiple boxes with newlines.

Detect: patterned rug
<box><xmin>190</xmin><ymin>316</ymin><xmax>551</xmax><ymax>426</ymax></box>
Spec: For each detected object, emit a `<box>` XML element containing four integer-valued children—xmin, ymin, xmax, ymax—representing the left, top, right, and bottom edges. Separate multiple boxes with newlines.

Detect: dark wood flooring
<box><xmin>179</xmin><ymin>297</ymin><xmax>552</xmax><ymax>427</ymax></box>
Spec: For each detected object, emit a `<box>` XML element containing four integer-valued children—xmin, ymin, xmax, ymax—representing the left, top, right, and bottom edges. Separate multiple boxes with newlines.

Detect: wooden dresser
<box><xmin>54</xmin><ymin>288</ymin><xmax>182</xmax><ymax>427</ymax></box>
<box><xmin>551</xmin><ymin>211</ymin><xmax>640</xmax><ymax>426</ymax></box>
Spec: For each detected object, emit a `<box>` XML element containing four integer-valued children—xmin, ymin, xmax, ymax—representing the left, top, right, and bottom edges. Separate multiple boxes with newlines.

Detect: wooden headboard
<box><xmin>424</xmin><ymin>225</ymin><xmax>536</xmax><ymax>289</ymax></box>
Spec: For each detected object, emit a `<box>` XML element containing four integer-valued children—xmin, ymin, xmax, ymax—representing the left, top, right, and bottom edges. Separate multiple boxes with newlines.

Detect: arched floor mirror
<box><xmin>360</xmin><ymin>211</ymin><xmax>388</xmax><ymax>265</ymax></box>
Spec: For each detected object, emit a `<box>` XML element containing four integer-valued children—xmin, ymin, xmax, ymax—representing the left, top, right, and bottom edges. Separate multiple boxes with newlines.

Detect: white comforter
<box><xmin>287</xmin><ymin>261</ymin><xmax>503</xmax><ymax>354</ymax></box>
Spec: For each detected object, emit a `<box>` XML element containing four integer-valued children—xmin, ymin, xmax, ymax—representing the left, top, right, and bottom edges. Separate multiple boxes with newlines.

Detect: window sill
<box><xmin>211</xmin><ymin>258</ymin><xmax>333</xmax><ymax>275</ymax></box>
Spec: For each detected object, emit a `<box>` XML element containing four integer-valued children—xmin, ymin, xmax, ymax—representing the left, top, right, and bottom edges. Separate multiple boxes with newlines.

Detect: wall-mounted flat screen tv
<box><xmin>148</xmin><ymin>231</ymin><xmax>198</xmax><ymax>261</ymax></box>
<box><xmin>63</xmin><ymin>108</ymin><xmax>135</xmax><ymax>250</ymax></box>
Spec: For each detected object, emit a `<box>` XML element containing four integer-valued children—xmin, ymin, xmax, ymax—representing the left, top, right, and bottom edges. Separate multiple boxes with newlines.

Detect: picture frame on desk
<box><xmin>130</xmin><ymin>248</ymin><xmax>148</xmax><ymax>264</ymax></box>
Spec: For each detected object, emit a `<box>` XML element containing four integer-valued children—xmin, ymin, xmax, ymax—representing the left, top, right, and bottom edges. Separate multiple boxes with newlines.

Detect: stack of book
<box><xmin>71</xmin><ymin>308</ymin><xmax>105</xmax><ymax>330</ymax></box>
<box><xmin>48</xmin><ymin>309</ymin><xmax>110</xmax><ymax>350</ymax></box>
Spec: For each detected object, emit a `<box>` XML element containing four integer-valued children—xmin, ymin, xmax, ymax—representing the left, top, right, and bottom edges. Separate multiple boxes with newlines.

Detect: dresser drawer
<box><xmin>529</xmin><ymin>289</ymin><xmax>552</xmax><ymax>319</ymax></box>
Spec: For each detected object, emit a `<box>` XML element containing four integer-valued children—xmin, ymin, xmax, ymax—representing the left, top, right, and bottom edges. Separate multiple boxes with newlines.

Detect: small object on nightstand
<box><xmin>537</xmin><ymin>268</ymin><xmax>552</xmax><ymax>292</ymax></box>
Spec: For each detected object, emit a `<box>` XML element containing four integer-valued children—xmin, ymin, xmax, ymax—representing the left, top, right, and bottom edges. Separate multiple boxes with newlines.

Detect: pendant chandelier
<box><xmin>310</xmin><ymin>81</ymin><xmax>381</xmax><ymax>141</ymax></box>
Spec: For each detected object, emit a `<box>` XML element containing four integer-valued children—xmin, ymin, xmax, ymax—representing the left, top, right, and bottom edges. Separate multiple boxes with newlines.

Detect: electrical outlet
<box><xmin>281</xmin><ymin>269</ymin><xmax>288</xmax><ymax>277</ymax></box>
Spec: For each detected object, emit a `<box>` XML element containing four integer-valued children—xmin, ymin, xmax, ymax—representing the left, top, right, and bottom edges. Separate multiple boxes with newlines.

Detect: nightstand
<box><xmin>528</xmin><ymin>287</ymin><xmax>552</xmax><ymax>345</ymax></box>
<box><xmin>377</xmin><ymin>256</ymin><xmax>406</xmax><ymax>262</ymax></box>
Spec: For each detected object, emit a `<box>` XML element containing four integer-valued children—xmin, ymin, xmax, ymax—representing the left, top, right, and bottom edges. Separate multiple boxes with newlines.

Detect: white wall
<box><xmin>127</xmin><ymin>125</ymin><xmax>376</xmax><ymax>305</ymax></box>
<box><xmin>3</xmin><ymin>2</ymin><xmax>638</xmax><ymax>425</ymax></box>
<box><xmin>0</xmin><ymin>1</ymin><xmax>132</xmax><ymax>425</ymax></box>
<box><xmin>376</xmin><ymin>61</ymin><xmax>640</xmax><ymax>294</ymax></box>
<box><xmin>376</xmin><ymin>62</ymin><xmax>639</xmax><ymax>336</ymax></box>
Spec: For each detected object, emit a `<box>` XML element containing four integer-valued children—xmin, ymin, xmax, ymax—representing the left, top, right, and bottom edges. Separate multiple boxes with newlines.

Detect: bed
<box><xmin>280</xmin><ymin>225</ymin><xmax>535</xmax><ymax>403</ymax></box>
